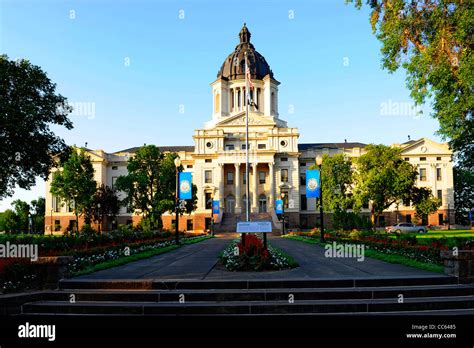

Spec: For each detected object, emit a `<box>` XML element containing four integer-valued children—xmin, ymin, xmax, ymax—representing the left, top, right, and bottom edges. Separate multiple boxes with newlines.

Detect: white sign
<box><xmin>237</xmin><ymin>221</ymin><xmax>272</xmax><ymax>233</ymax></box>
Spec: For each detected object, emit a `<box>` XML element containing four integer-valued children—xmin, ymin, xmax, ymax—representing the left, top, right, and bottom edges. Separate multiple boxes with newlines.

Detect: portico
<box><xmin>218</xmin><ymin>161</ymin><xmax>276</xmax><ymax>214</ymax></box>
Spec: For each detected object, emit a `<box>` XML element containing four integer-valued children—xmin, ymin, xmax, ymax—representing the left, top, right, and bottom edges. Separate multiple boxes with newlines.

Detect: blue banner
<box><xmin>306</xmin><ymin>169</ymin><xmax>321</xmax><ymax>198</ymax></box>
<box><xmin>212</xmin><ymin>200</ymin><xmax>220</xmax><ymax>214</ymax></box>
<box><xmin>275</xmin><ymin>199</ymin><xmax>284</xmax><ymax>214</ymax></box>
<box><xmin>178</xmin><ymin>172</ymin><xmax>192</xmax><ymax>200</ymax></box>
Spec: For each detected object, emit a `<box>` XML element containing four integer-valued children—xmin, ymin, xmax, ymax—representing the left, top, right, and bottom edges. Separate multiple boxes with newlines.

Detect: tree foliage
<box><xmin>348</xmin><ymin>1</ymin><xmax>474</xmax><ymax>169</ymax></box>
<box><xmin>88</xmin><ymin>184</ymin><xmax>120</xmax><ymax>228</ymax></box>
<box><xmin>412</xmin><ymin>186</ymin><xmax>442</xmax><ymax>221</ymax></box>
<box><xmin>354</xmin><ymin>144</ymin><xmax>418</xmax><ymax>225</ymax></box>
<box><xmin>50</xmin><ymin>147</ymin><xmax>97</xmax><ymax>232</ymax></box>
<box><xmin>0</xmin><ymin>55</ymin><xmax>73</xmax><ymax>198</ymax></box>
<box><xmin>454</xmin><ymin>166</ymin><xmax>474</xmax><ymax>225</ymax></box>
<box><xmin>116</xmin><ymin>145</ymin><xmax>197</xmax><ymax>228</ymax></box>
<box><xmin>310</xmin><ymin>154</ymin><xmax>355</xmax><ymax>212</ymax></box>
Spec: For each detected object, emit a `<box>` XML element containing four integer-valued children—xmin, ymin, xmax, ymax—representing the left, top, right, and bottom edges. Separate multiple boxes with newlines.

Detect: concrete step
<box><xmin>58</xmin><ymin>276</ymin><xmax>459</xmax><ymax>290</ymax></box>
<box><xmin>21</xmin><ymin>295</ymin><xmax>474</xmax><ymax>315</ymax></box>
<box><xmin>38</xmin><ymin>284</ymin><xmax>474</xmax><ymax>303</ymax></box>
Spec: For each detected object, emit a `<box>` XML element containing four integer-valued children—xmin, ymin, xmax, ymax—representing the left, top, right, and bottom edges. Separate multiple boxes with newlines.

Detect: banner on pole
<box><xmin>306</xmin><ymin>169</ymin><xmax>321</xmax><ymax>198</ymax></box>
<box><xmin>178</xmin><ymin>172</ymin><xmax>192</xmax><ymax>200</ymax></box>
<box><xmin>275</xmin><ymin>199</ymin><xmax>284</xmax><ymax>214</ymax></box>
<box><xmin>212</xmin><ymin>200</ymin><xmax>220</xmax><ymax>214</ymax></box>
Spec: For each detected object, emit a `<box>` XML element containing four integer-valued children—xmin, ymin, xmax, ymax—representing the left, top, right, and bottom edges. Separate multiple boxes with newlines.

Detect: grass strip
<box><xmin>282</xmin><ymin>234</ymin><xmax>444</xmax><ymax>273</ymax></box>
<box><xmin>73</xmin><ymin>236</ymin><xmax>212</xmax><ymax>276</ymax></box>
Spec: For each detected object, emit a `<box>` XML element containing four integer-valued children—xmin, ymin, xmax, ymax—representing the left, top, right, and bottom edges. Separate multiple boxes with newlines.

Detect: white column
<box><xmin>269</xmin><ymin>162</ymin><xmax>275</xmax><ymax>208</ymax></box>
<box><xmin>235</xmin><ymin>163</ymin><xmax>241</xmax><ymax>212</ymax></box>
<box><xmin>219</xmin><ymin>164</ymin><xmax>225</xmax><ymax>210</ymax></box>
<box><xmin>252</xmin><ymin>163</ymin><xmax>258</xmax><ymax>212</ymax></box>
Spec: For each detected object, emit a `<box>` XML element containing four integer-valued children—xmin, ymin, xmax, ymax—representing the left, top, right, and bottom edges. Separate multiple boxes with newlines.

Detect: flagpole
<box><xmin>245</xmin><ymin>52</ymin><xmax>250</xmax><ymax>223</ymax></box>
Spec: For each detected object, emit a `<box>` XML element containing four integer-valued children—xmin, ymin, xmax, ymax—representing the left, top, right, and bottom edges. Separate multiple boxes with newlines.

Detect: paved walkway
<box><xmin>77</xmin><ymin>234</ymin><xmax>443</xmax><ymax>280</ymax></box>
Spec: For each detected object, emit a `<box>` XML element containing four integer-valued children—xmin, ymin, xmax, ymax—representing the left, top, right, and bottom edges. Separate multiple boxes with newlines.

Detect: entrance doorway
<box><xmin>225</xmin><ymin>195</ymin><xmax>235</xmax><ymax>213</ymax></box>
<box><xmin>258</xmin><ymin>194</ymin><xmax>267</xmax><ymax>213</ymax></box>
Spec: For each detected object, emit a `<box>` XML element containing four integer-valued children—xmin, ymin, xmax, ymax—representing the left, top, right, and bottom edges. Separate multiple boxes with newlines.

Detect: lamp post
<box><xmin>50</xmin><ymin>209</ymin><xmax>53</xmax><ymax>235</ymax></box>
<box><xmin>97</xmin><ymin>202</ymin><xmax>102</xmax><ymax>234</ymax></box>
<box><xmin>316</xmin><ymin>155</ymin><xmax>325</xmax><ymax>243</ymax></box>
<box><xmin>174</xmin><ymin>157</ymin><xmax>182</xmax><ymax>245</ymax></box>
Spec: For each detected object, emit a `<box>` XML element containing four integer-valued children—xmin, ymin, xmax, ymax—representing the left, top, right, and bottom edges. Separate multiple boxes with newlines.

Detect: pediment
<box><xmin>214</xmin><ymin>112</ymin><xmax>287</xmax><ymax>128</ymax></box>
<box><xmin>400</xmin><ymin>138</ymin><xmax>451</xmax><ymax>156</ymax></box>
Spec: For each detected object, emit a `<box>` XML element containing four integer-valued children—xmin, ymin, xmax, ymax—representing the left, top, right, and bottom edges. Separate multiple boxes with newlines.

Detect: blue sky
<box><xmin>0</xmin><ymin>0</ymin><xmax>442</xmax><ymax>210</ymax></box>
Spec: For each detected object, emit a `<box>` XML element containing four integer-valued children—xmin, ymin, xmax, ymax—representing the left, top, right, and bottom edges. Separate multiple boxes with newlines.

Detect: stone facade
<box><xmin>44</xmin><ymin>25</ymin><xmax>455</xmax><ymax>234</ymax></box>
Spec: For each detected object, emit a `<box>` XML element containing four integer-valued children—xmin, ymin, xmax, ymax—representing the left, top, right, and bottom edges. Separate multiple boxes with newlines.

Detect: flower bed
<box><xmin>0</xmin><ymin>234</ymin><xmax>210</xmax><ymax>293</ymax></box>
<box><xmin>220</xmin><ymin>235</ymin><xmax>298</xmax><ymax>271</ymax></box>
<box><xmin>284</xmin><ymin>232</ymin><xmax>458</xmax><ymax>265</ymax></box>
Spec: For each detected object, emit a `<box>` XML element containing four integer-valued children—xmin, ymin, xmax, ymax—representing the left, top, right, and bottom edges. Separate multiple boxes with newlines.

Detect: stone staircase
<box><xmin>214</xmin><ymin>212</ymin><xmax>281</xmax><ymax>233</ymax></box>
<box><xmin>10</xmin><ymin>277</ymin><xmax>474</xmax><ymax>316</ymax></box>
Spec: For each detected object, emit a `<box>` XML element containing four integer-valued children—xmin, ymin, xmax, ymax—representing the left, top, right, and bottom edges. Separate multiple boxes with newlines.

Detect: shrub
<box><xmin>333</xmin><ymin>211</ymin><xmax>372</xmax><ymax>231</ymax></box>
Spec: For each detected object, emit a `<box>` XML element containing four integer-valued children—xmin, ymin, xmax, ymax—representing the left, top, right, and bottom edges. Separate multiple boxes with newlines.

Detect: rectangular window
<box><xmin>300</xmin><ymin>162</ymin><xmax>306</xmax><ymax>167</ymax></box>
<box><xmin>404</xmin><ymin>157</ymin><xmax>409</xmax><ymax>161</ymax></box>
<box><xmin>300</xmin><ymin>194</ymin><xmax>307</xmax><ymax>211</ymax></box>
<box><xmin>225</xmin><ymin>144</ymin><xmax>235</xmax><ymax>151</ymax></box>
<box><xmin>436</xmin><ymin>156</ymin><xmax>441</xmax><ymax>161</ymax></box>
<box><xmin>438</xmin><ymin>213</ymin><xmax>444</xmax><ymax>225</ymax></box>
<box><xmin>406</xmin><ymin>214</ymin><xmax>411</xmax><ymax>223</ymax></box>
<box><xmin>112</xmin><ymin>176</ymin><xmax>118</xmax><ymax>189</ymax></box>
<box><xmin>436</xmin><ymin>168</ymin><xmax>442</xmax><ymax>181</ymax></box>
<box><xmin>187</xmin><ymin>219</ymin><xmax>193</xmax><ymax>231</ymax></box>
<box><xmin>112</xmin><ymin>166</ymin><xmax>118</xmax><ymax>170</ymax></box>
<box><xmin>403</xmin><ymin>198</ymin><xmax>411</xmax><ymax>207</ymax></box>
<box><xmin>437</xmin><ymin>190</ymin><xmax>442</xmax><ymax>205</ymax></box>
<box><xmin>53</xmin><ymin>196</ymin><xmax>61</xmax><ymax>213</ymax></box>
<box><xmin>227</xmin><ymin>171</ymin><xmax>234</xmax><ymax>185</ymax></box>
<box><xmin>419</xmin><ymin>168</ymin><xmax>427</xmax><ymax>181</ymax></box>
<box><xmin>258</xmin><ymin>144</ymin><xmax>266</xmax><ymax>149</ymax></box>
<box><xmin>187</xmin><ymin>165</ymin><xmax>193</xmax><ymax>169</ymax></box>
<box><xmin>259</xmin><ymin>171</ymin><xmax>266</xmax><ymax>184</ymax></box>
<box><xmin>300</xmin><ymin>174</ymin><xmax>306</xmax><ymax>186</ymax></box>
<box><xmin>281</xmin><ymin>169</ymin><xmax>288</xmax><ymax>183</ymax></box>
<box><xmin>420</xmin><ymin>157</ymin><xmax>427</xmax><ymax>161</ymax></box>
<box><xmin>205</xmin><ymin>159</ymin><xmax>212</xmax><ymax>163</ymax></box>
<box><xmin>281</xmin><ymin>157</ymin><xmax>288</xmax><ymax>162</ymax></box>
<box><xmin>205</xmin><ymin>170</ymin><xmax>212</xmax><ymax>183</ymax></box>
<box><xmin>54</xmin><ymin>220</ymin><xmax>60</xmax><ymax>231</ymax></box>
<box><xmin>243</xmin><ymin>174</ymin><xmax>246</xmax><ymax>185</ymax></box>
<box><xmin>241</xmin><ymin>144</ymin><xmax>250</xmax><ymax>150</ymax></box>
<box><xmin>205</xmin><ymin>193</ymin><xmax>212</xmax><ymax>209</ymax></box>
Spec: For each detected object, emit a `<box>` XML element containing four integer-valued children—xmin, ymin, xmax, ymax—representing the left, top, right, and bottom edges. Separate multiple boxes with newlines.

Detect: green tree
<box><xmin>412</xmin><ymin>187</ymin><xmax>442</xmax><ymax>223</ymax></box>
<box><xmin>50</xmin><ymin>147</ymin><xmax>97</xmax><ymax>233</ymax></box>
<box><xmin>116</xmin><ymin>145</ymin><xmax>198</xmax><ymax>228</ymax></box>
<box><xmin>0</xmin><ymin>55</ymin><xmax>73</xmax><ymax>199</ymax></box>
<box><xmin>1</xmin><ymin>209</ymin><xmax>18</xmax><ymax>234</ymax></box>
<box><xmin>89</xmin><ymin>185</ymin><xmax>120</xmax><ymax>231</ymax></box>
<box><xmin>12</xmin><ymin>199</ymin><xmax>30</xmax><ymax>233</ymax></box>
<box><xmin>354</xmin><ymin>144</ymin><xmax>418</xmax><ymax>227</ymax></box>
<box><xmin>348</xmin><ymin>1</ymin><xmax>474</xmax><ymax>170</ymax></box>
<box><xmin>454</xmin><ymin>166</ymin><xmax>474</xmax><ymax>225</ymax></box>
<box><xmin>30</xmin><ymin>197</ymin><xmax>46</xmax><ymax>233</ymax></box>
<box><xmin>309</xmin><ymin>154</ymin><xmax>354</xmax><ymax>212</ymax></box>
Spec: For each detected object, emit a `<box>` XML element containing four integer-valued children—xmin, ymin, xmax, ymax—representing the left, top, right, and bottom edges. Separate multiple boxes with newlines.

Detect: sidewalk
<box><xmin>76</xmin><ymin>234</ymin><xmax>443</xmax><ymax>281</ymax></box>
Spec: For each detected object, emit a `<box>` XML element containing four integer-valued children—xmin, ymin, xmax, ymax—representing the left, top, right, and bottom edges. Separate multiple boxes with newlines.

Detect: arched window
<box><xmin>230</xmin><ymin>89</ymin><xmax>234</xmax><ymax>111</ymax></box>
<box><xmin>215</xmin><ymin>93</ymin><xmax>220</xmax><ymax>113</ymax></box>
<box><xmin>237</xmin><ymin>89</ymin><xmax>241</xmax><ymax>108</ymax></box>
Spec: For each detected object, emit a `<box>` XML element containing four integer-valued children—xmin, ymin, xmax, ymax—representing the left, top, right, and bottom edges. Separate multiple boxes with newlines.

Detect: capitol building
<box><xmin>44</xmin><ymin>25</ymin><xmax>454</xmax><ymax>234</ymax></box>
